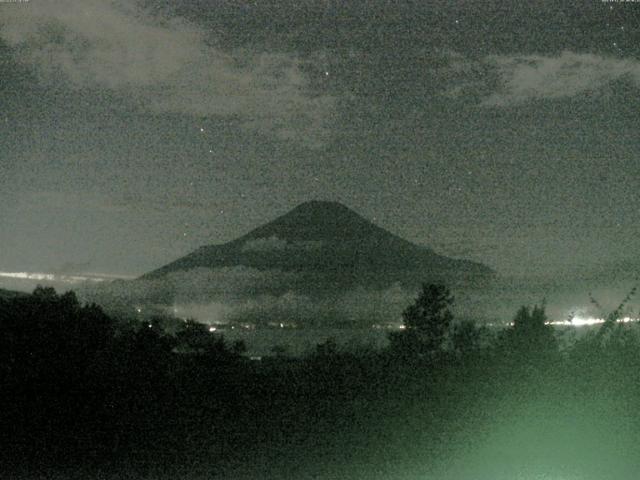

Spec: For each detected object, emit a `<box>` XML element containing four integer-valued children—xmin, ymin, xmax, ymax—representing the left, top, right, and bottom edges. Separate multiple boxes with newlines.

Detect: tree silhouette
<box><xmin>389</xmin><ymin>283</ymin><xmax>454</xmax><ymax>358</ymax></box>
<box><xmin>499</xmin><ymin>303</ymin><xmax>557</xmax><ymax>364</ymax></box>
<box><xmin>452</xmin><ymin>319</ymin><xmax>484</xmax><ymax>356</ymax></box>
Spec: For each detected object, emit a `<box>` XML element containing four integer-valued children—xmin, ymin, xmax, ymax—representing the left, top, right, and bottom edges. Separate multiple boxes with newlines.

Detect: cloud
<box><xmin>80</xmin><ymin>266</ymin><xmax>414</xmax><ymax>327</ymax></box>
<box><xmin>439</xmin><ymin>50</ymin><xmax>640</xmax><ymax>106</ymax></box>
<box><xmin>82</xmin><ymin>266</ymin><xmax>301</xmax><ymax>306</ymax></box>
<box><xmin>435</xmin><ymin>50</ymin><xmax>495</xmax><ymax>100</ymax></box>
<box><xmin>0</xmin><ymin>0</ymin><xmax>334</xmax><ymax>146</ymax></box>
<box><xmin>483</xmin><ymin>51</ymin><xmax>640</xmax><ymax>106</ymax></box>
<box><xmin>175</xmin><ymin>283</ymin><xmax>414</xmax><ymax>328</ymax></box>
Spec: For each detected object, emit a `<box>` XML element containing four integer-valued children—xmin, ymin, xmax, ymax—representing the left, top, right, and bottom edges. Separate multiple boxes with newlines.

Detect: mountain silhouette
<box><xmin>142</xmin><ymin>201</ymin><xmax>494</xmax><ymax>289</ymax></box>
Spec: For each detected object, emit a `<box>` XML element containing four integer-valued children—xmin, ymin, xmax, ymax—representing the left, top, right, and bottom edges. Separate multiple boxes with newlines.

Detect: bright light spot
<box><xmin>199</xmin><ymin>127</ymin><xmax>204</xmax><ymax>132</ymax></box>
<box><xmin>548</xmin><ymin>316</ymin><xmax>637</xmax><ymax>327</ymax></box>
<box><xmin>209</xmin><ymin>326</ymin><xmax>217</xmax><ymax>332</ymax></box>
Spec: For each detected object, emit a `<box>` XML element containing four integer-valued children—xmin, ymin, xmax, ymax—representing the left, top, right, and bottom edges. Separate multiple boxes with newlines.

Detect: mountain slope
<box><xmin>142</xmin><ymin>201</ymin><xmax>494</xmax><ymax>288</ymax></box>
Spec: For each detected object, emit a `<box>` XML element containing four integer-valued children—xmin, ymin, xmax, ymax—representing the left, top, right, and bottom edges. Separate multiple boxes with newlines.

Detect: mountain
<box><xmin>142</xmin><ymin>201</ymin><xmax>494</xmax><ymax>290</ymax></box>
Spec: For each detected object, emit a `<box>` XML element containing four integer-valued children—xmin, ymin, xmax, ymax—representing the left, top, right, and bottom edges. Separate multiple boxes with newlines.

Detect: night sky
<box><xmin>1</xmin><ymin>0</ymin><xmax>639</xmax><ymax>281</ymax></box>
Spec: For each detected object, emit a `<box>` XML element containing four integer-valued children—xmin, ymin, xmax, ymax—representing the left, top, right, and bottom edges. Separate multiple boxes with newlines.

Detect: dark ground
<box><xmin>2</xmin><ymin>287</ymin><xmax>640</xmax><ymax>479</ymax></box>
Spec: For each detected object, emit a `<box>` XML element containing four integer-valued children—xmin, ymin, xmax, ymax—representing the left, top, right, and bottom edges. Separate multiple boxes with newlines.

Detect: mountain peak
<box><xmin>142</xmin><ymin>201</ymin><xmax>495</xmax><ymax>284</ymax></box>
<box><xmin>241</xmin><ymin>200</ymin><xmax>382</xmax><ymax>243</ymax></box>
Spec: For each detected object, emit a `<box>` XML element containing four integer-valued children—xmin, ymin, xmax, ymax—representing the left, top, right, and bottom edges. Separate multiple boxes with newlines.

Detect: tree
<box><xmin>389</xmin><ymin>283</ymin><xmax>454</xmax><ymax>357</ymax></box>
<box><xmin>499</xmin><ymin>303</ymin><xmax>557</xmax><ymax>363</ymax></box>
<box><xmin>452</xmin><ymin>319</ymin><xmax>484</xmax><ymax>356</ymax></box>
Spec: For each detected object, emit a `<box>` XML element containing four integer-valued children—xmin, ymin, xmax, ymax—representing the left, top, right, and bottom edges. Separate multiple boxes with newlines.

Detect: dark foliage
<box><xmin>2</xmin><ymin>284</ymin><xmax>640</xmax><ymax>479</ymax></box>
<box><xmin>389</xmin><ymin>283</ymin><xmax>454</xmax><ymax>358</ymax></box>
<box><xmin>497</xmin><ymin>303</ymin><xmax>558</xmax><ymax>365</ymax></box>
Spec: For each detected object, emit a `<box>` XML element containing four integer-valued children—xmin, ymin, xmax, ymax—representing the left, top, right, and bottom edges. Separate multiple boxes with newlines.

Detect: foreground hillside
<box><xmin>0</xmin><ymin>288</ymin><xmax>26</xmax><ymax>299</ymax></box>
<box><xmin>3</xmin><ymin>286</ymin><xmax>640</xmax><ymax>479</ymax></box>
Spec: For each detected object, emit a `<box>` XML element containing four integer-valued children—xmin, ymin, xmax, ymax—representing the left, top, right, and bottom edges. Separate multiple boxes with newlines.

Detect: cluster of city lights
<box><xmin>548</xmin><ymin>316</ymin><xmax>636</xmax><ymax>327</ymax></box>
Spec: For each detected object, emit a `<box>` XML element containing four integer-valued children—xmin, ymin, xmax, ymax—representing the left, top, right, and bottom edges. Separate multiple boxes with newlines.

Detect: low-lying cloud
<box><xmin>81</xmin><ymin>266</ymin><xmax>414</xmax><ymax>327</ymax></box>
<box><xmin>225</xmin><ymin>284</ymin><xmax>413</xmax><ymax>327</ymax></box>
<box><xmin>78</xmin><ymin>266</ymin><xmax>640</xmax><ymax>331</ymax></box>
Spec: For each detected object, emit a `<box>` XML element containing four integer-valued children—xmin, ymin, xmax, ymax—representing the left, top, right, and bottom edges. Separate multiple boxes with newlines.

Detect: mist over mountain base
<box><xmin>5</xmin><ymin>271</ymin><xmax>637</xmax><ymax>358</ymax></box>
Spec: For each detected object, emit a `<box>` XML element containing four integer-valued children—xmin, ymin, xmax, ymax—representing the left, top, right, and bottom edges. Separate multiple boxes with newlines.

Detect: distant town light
<box><xmin>547</xmin><ymin>316</ymin><xmax>638</xmax><ymax>327</ymax></box>
<box><xmin>0</xmin><ymin>271</ymin><xmax>122</xmax><ymax>283</ymax></box>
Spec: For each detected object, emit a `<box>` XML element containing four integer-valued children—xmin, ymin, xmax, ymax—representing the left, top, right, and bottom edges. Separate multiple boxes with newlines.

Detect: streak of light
<box><xmin>0</xmin><ymin>271</ymin><xmax>134</xmax><ymax>284</ymax></box>
<box><xmin>548</xmin><ymin>316</ymin><xmax>636</xmax><ymax>327</ymax></box>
